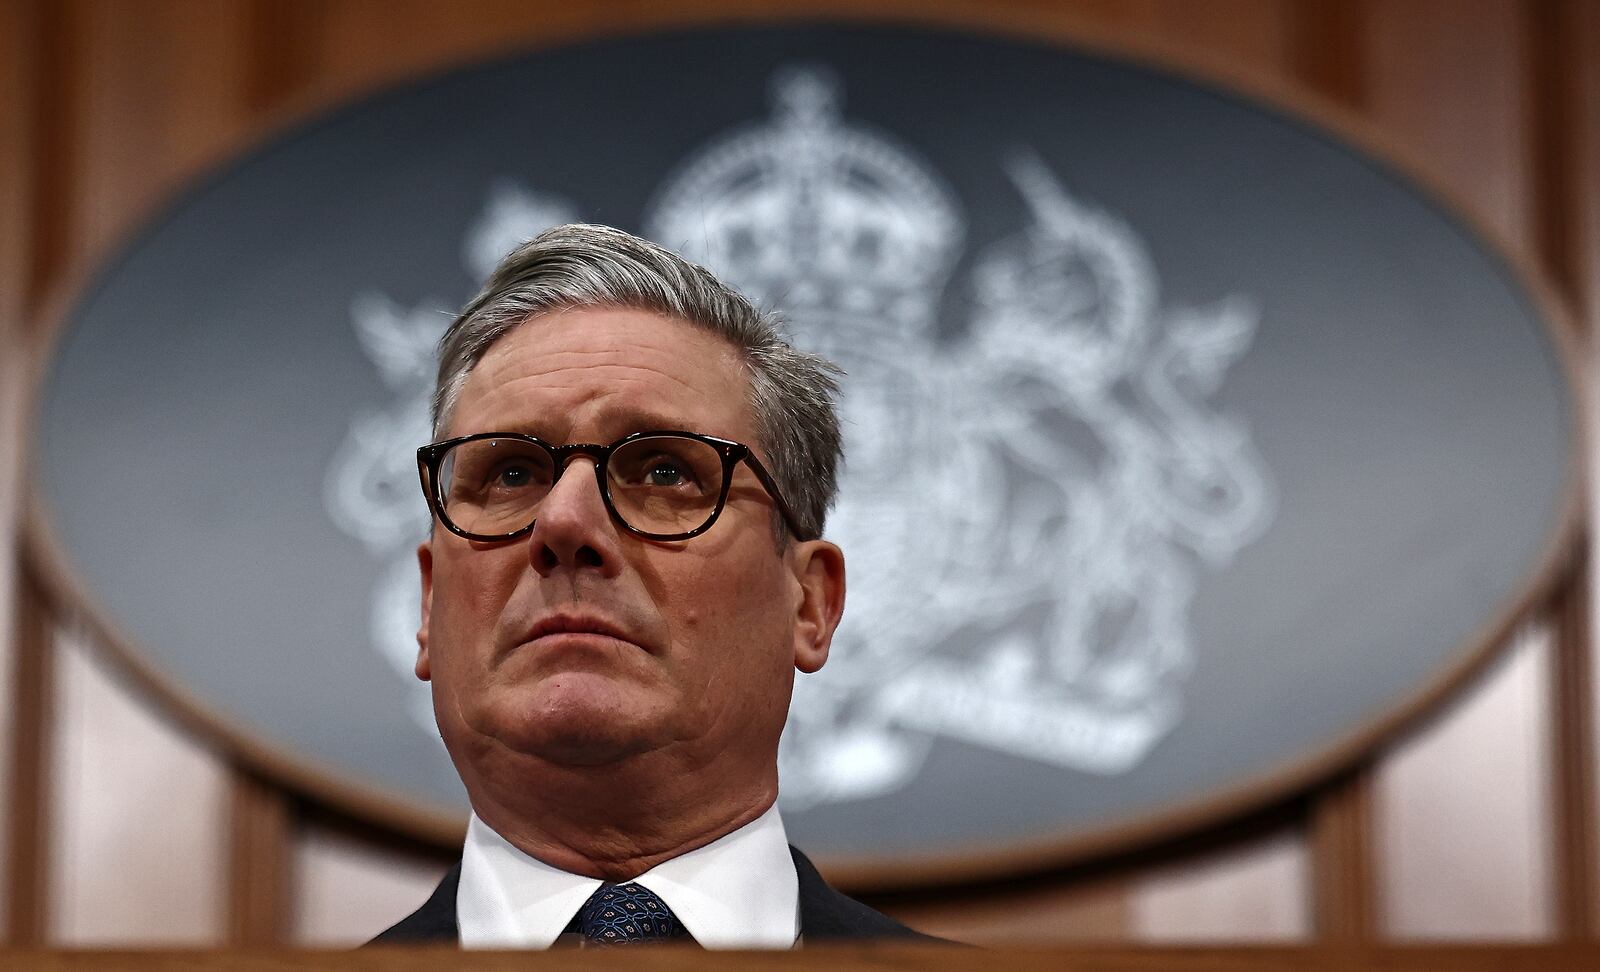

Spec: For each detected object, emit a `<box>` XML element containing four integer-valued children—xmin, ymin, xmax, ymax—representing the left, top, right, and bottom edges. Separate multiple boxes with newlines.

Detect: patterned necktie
<box><xmin>574</xmin><ymin>882</ymin><xmax>691</xmax><ymax>945</ymax></box>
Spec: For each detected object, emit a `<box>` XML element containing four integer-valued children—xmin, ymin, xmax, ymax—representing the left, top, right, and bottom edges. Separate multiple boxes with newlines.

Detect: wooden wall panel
<box><xmin>1366</xmin><ymin>0</ymin><xmax>1532</xmax><ymax>246</ymax></box>
<box><xmin>19</xmin><ymin>0</ymin><xmax>268</xmax><ymax>948</ymax></box>
<box><xmin>3</xmin><ymin>569</ymin><xmax>53</xmax><ymax>947</ymax></box>
<box><xmin>225</xmin><ymin>771</ymin><xmax>290</xmax><ymax>946</ymax></box>
<box><xmin>879</xmin><ymin>875</ymin><xmax>1131</xmax><ymax>946</ymax></box>
<box><xmin>1576</xmin><ymin>0</ymin><xmax>1600</xmax><ymax>337</ymax></box>
<box><xmin>1533</xmin><ymin>0</ymin><xmax>1600</xmax><ymax>939</ymax></box>
<box><xmin>0</xmin><ymin>0</ymin><xmax>37</xmax><ymax>327</ymax></box>
<box><xmin>1360</xmin><ymin>0</ymin><xmax>1558</xmax><ymax>941</ymax></box>
<box><xmin>69</xmin><ymin>0</ymin><xmax>257</xmax><ymax>264</ymax></box>
<box><xmin>47</xmin><ymin>633</ymin><xmax>227</xmax><ymax>946</ymax></box>
<box><xmin>1377</xmin><ymin>632</ymin><xmax>1554</xmax><ymax>939</ymax></box>
<box><xmin>1050</xmin><ymin>0</ymin><xmax>1292</xmax><ymax>71</ymax></box>
<box><xmin>288</xmin><ymin>823</ymin><xmax>448</xmax><ymax>947</ymax></box>
<box><xmin>2</xmin><ymin>0</ymin><xmax>51</xmax><ymax>944</ymax></box>
<box><xmin>13</xmin><ymin>0</ymin><xmax>74</xmax><ymax>311</ymax></box>
<box><xmin>1130</xmin><ymin>828</ymin><xmax>1308</xmax><ymax>943</ymax></box>
<box><xmin>1287</xmin><ymin>0</ymin><xmax>1368</xmax><ymax>109</ymax></box>
<box><xmin>1551</xmin><ymin>549</ymin><xmax>1597</xmax><ymax>939</ymax></box>
<box><xmin>1310</xmin><ymin>766</ymin><xmax>1379</xmax><ymax>943</ymax></box>
<box><xmin>0</xmin><ymin>0</ymin><xmax>40</xmax><ymax>928</ymax></box>
<box><xmin>1579</xmin><ymin>0</ymin><xmax>1600</xmax><ymax>933</ymax></box>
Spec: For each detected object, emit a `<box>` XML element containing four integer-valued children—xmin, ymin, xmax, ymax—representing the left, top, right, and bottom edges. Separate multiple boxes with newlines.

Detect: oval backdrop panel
<box><xmin>34</xmin><ymin>23</ymin><xmax>1575</xmax><ymax>880</ymax></box>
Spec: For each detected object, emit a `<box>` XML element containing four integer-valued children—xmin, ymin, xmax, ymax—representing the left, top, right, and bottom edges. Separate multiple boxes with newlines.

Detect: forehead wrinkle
<box><xmin>479</xmin><ymin>333</ymin><xmax>736</xmax><ymax>392</ymax></box>
<box><xmin>483</xmin><ymin>365</ymin><xmax>731</xmax><ymax>415</ymax></box>
<box><xmin>455</xmin><ymin>346</ymin><xmax>752</xmax><ymax>442</ymax></box>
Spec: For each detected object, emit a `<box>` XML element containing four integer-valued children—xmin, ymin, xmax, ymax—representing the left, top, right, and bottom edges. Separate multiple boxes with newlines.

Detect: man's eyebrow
<box><xmin>480</xmin><ymin>408</ymin><xmax>693</xmax><ymax>441</ymax></box>
<box><xmin>601</xmin><ymin>407</ymin><xmax>694</xmax><ymax>434</ymax></box>
<box><xmin>466</xmin><ymin>418</ymin><xmax>553</xmax><ymax>438</ymax></box>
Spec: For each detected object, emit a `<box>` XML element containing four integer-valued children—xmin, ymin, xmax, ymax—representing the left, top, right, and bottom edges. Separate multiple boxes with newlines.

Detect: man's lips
<box><xmin>519</xmin><ymin>613</ymin><xmax>644</xmax><ymax>652</ymax></box>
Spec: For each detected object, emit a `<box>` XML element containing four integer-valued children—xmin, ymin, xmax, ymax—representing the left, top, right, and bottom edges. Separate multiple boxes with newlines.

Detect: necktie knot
<box><xmin>575</xmin><ymin>882</ymin><xmax>690</xmax><ymax>945</ymax></box>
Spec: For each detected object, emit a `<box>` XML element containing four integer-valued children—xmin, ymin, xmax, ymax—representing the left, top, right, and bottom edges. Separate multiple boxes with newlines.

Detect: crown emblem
<box><xmin>648</xmin><ymin>67</ymin><xmax>963</xmax><ymax>356</ymax></box>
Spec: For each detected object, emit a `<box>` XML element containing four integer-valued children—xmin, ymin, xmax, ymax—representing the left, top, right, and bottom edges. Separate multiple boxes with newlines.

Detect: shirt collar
<box><xmin>457</xmin><ymin>804</ymin><xmax>799</xmax><ymax>949</ymax></box>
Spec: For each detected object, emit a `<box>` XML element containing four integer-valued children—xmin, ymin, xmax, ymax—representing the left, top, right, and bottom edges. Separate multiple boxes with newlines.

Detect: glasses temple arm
<box><xmin>741</xmin><ymin>454</ymin><xmax>809</xmax><ymax>540</ymax></box>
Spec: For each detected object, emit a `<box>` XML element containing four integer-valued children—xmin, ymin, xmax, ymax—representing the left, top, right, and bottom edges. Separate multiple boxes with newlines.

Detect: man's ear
<box><xmin>415</xmin><ymin>540</ymin><xmax>434</xmax><ymax>682</ymax></box>
<box><xmin>790</xmin><ymin>540</ymin><xmax>845</xmax><ymax>674</ymax></box>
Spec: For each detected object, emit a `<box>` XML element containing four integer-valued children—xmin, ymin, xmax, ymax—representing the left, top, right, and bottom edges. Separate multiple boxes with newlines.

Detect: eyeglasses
<box><xmin>417</xmin><ymin>430</ymin><xmax>804</xmax><ymax>542</ymax></box>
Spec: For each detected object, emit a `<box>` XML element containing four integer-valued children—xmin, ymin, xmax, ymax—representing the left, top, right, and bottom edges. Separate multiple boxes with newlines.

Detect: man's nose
<box><xmin>526</xmin><ymin>457</ymin><xmax>623</xmax><ymax>576</ymax></box>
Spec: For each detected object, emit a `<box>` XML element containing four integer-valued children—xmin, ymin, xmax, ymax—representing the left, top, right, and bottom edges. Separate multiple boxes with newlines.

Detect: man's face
<box><xmin>415</xmin><ymin>307</ymin><xmax>842</xmax><ymax>780</ymax></box>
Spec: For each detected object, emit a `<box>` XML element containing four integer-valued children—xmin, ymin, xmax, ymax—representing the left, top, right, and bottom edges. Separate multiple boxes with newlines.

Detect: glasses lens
<box><xmin>437</xmin><ymin>438</ymin><xmax>554</xmax><ymax>537</ymax></box>
<box><xmin>607</xmin><ymin>435</ymin><xmax>726</xmax><ymax>536</ymax></box>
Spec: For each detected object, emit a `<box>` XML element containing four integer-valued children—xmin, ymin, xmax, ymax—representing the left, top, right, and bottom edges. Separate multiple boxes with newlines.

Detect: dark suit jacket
<box><xmin>370</xmin><ymin>845</ymin><xmax>945</xmax><ymax>945</ymax></box>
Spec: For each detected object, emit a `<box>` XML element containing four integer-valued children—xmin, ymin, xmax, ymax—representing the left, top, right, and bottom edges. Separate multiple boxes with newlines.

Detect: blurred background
<box><xmin>1</xmin><ymin>0</ymin><xmax>1598</xmax><ymax>950</ymax></box>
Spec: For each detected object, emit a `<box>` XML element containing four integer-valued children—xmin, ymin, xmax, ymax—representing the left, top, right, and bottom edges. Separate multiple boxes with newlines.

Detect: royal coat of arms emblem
<box><xmin>325</xmin><ymin>66</ymin><xmax>1276</xmax><ymax>810</ymax></box>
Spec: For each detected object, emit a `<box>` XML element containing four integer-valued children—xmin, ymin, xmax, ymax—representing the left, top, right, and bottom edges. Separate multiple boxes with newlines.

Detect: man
<box><xmin>373</xmin><ymin>223</ymin><xmax>942</xmax><ymax>947</ymax></box>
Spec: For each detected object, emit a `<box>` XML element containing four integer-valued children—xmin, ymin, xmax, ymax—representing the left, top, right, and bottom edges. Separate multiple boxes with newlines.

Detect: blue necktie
<box><xmin>575</xmin><ymin>882</ymin><xmax>691</xmax><ymax>945</ymax></box>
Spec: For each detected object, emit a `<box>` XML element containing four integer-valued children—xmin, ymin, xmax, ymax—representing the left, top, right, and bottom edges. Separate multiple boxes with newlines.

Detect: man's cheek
<box><xmin>437</xmin><ymin>563</ymin><xmax>508</xmax><ymax>637</ymax></box>
<box><xmin>428</xmin><ymin>591</ymin><xmax>486</xmax><ymax>678</ymax></box>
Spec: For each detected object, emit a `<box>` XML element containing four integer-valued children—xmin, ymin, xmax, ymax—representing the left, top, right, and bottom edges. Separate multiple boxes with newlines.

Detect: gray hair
<box><xmin>431</xmin><ymin>223</ymin><xmax>843</xmax><ymax>541</ymax></box>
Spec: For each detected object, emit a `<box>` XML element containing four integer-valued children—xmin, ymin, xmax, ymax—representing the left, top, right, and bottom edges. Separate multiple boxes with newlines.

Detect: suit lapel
<box><xmin>789</xmin><ymin>845</ymin><xmax>935</xmax><ymax>941</ymax></box>
<box><xmin>367</xmin><ymin>861</ymin><xmax>461</xmax><ymax>944</ymax></box>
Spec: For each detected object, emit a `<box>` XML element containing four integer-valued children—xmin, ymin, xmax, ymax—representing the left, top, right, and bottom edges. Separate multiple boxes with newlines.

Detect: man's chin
<box><xmin>473</xmin><ymin>679</ymin><xmax>673</xmax><ymax>767</ymax></box>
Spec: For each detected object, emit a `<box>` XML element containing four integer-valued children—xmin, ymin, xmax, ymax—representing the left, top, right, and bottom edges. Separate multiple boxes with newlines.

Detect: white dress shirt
<box><xmin>456</xmin><ymin>804</ymin><xmax>800</xmax><ymax>949</ymax></box>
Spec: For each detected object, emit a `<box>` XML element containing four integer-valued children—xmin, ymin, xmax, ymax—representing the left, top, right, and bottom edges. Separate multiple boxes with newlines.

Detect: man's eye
<box><xmin>492</xmin><ymin>463</ymin><xmax>536</xmax><ymax>488</ymax></box>
<box><xmin>646</xmin><ymin>461</ymin><xmax>689</xmax><ymax>487</ymax></box>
